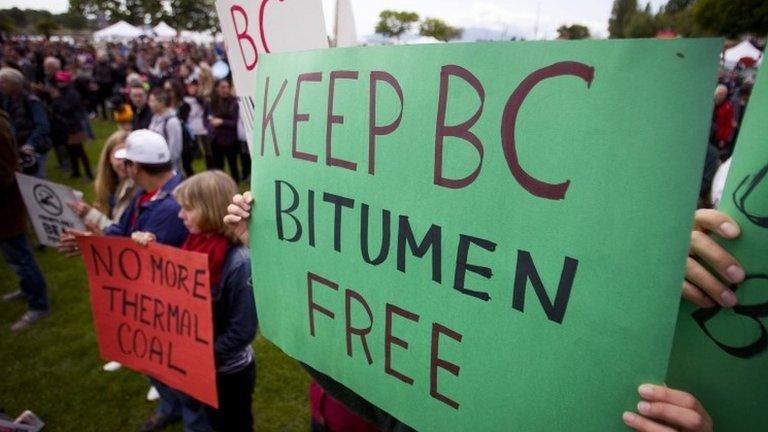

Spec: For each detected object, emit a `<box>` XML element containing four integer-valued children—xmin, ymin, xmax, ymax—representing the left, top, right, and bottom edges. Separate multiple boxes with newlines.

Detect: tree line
<box><xmin>2</xmin><ymin>0</ymin><xmax>765</xmax><ymax>41</ymax></box>
<box><xmin>608</xmin><ymin>0</ymin><xmax>768</xmax><ymax>38</ymax></box>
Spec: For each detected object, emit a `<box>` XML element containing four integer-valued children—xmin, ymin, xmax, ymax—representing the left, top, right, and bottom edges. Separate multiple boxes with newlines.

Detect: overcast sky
<box><xmin>4</xmin><ymin>0</ymin><xmax>668</xmax><ymax>39</ymax></box>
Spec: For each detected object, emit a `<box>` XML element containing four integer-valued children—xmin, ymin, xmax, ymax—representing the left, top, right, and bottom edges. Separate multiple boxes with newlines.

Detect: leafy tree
<box><xmin>693</xmin><ymin>0</ymin><xmax>768</xmax><ymax>37</ymax></box>
<box><xmin>5</xmin><ymin>7</ymin><xmax>28</xmax><ymax>28</ymax></box>
<box><xmin>556</xmin><ymin>24</ymin><xmax>591</xmax><ymax>39</ymax></box>
<box><xmin>664</xmin><ymin>0</ymin><xmax>694</xmax><ymax>14</ymax></box>
<box><xmin>625</xmin><ymin>9</ymin><xmax>658</xmax><ymax>37</ymax></box>
<box><xmin>69</xmin><ymin>0</ymin><xmax>217</xmax><ymax>31</ymax></box>
<box><xmin>655</xmin><ymin>6</ymin><xmax>705</xmax><ymax>37</ymax></box>
<box><xmin>419</xmin><ymin>17</ymin><xmax>462</xmax><ymax>41</ymax></box>
<box><xmin>375</xmin><ymin>10</ymin><xmax>419</xmax><ymax>40</ymax></box>
<box><xmin>56</xmin><ymin>12</ymin><xmax>88</xmax><ymax>30</ymax></box>
<box><xmin>608</xmin><ymin>0</ymin><xmax>638</xmax><ymax>38</ymax></box>
<box><xmin>169</xmin><ymin>0</ymin><xmax>218</xmax><ymax>31</ymax></box>
<box><xmin>35</xmin><ymin>17</ymin><xmax>59</xmax><ymax>39</ymax></box>
<box><xmin>69</xmin><ymin>0</ymin><xmax>125</xmax><ymax>22</ymax></box>
<box><xmin>0</xmin><ymin>14</ymin><xmax>16</xmax><ymax>34</ymax></box>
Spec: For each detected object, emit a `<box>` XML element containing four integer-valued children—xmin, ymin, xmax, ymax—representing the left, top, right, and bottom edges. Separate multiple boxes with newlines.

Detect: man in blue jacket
<box><xmin>61</xmin><ymin>129</ymin><xmax>188</xmax><ymax>247</ymax></box>
<box><xmin>103</xmin><ymin>129</ymin><xmax>188</xmax><ymax>245</ymax></box>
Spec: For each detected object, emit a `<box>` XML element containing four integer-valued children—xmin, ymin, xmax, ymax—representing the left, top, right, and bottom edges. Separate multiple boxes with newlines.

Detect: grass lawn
<box><xmin>0</xmin><ymin>120</ymin><xmax>310</xmax><ymax>431</ymax></box>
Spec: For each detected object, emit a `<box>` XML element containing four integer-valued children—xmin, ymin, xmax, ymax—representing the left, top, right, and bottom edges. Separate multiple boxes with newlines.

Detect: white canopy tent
<box><xmin>93</xmin><ymin>21</ymin><xmax>145</xmax><ymax>42</ymax></box>
<box><xmin>153</xmin><ymin>22</ymin><xmax>178</xmax><ymax>40</ymax></box>
<box><xmin>178</xmin><ymin>30</ymin><xmax>218</xmax><ymax>44</ymax></box>
<box><xmin>723</xmin><ymin>40</ymin><xmax>764</xmax><ymax>69</ymax></box>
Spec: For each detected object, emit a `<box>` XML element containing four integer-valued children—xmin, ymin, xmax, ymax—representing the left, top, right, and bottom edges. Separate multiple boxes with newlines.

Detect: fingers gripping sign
<box><xmin>623</xmin><ymin>384</ymin><xmax>712</xmax><ymax>432</ymax></box>
<box><xmin>224</xmin><ymin>191</ymin><xmax>254</xmax><ymax>246</ymax></box>
<box><xmin>684</xmin><ymin>209</ymin><xmax>745</xmax><ymax>308</ymax></box>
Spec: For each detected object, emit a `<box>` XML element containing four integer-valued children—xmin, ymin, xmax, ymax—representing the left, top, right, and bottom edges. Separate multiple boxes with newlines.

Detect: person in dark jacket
<box><xmin>208</xmin><ymin>79</ymin><xmax>242</xmax><ymax>182</ymax></box>
<box><xmin>0</xmin><ymin>67</ymin><xmax>51</xmax><ymax>178</ymax></box>
<box><xmin>0</xmin><ymin>108</ymin><xmax>50</xmax><ymax>331</ymax></box>
<box><xmin>129</xmin><ymin>83</ymin><xmax>153</xmax><ymax>131</ymax></box>
<box><xmin>50</xmin><ymin>70</ymin><xmax>92</xmax><ymax>179</ymax></box>
<box><xmin>134</xmin><ymin>170</ymin><xmax>257</xmax><ymax>432</ymax></box>
<box><xmin>58</xmin><ymin>129</ymin><xmax>188</xmax><ymax>253</ymax></box>
<box><xmin>93</xmin><ymin>53</ymin><xmax>115</xmax><ymax>120</ymax></box>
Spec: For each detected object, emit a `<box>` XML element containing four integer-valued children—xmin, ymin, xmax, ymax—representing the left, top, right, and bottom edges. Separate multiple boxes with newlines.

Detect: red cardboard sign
<box><xmin>77</xmin><ymin>236</ymin><xmax>217</xmax><ymax>408</ymax></box>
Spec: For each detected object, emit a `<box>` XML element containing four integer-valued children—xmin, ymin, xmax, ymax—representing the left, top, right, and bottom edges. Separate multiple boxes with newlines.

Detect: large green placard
<box><xmin>667</xmin><ymin>59</ymin><xmax>768</xmax><ymax>430</ymax></box>
<box><xmin>250</xmin><ymin>39</ymin><xmax>720</xmax><ymax>430</ymax></box>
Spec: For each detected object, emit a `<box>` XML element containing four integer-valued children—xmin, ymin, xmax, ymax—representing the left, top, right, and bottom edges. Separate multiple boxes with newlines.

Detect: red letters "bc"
<box><xmin>230</xmin><ymin>0</ymin><xmax>284</xmax><ymax>71</ymax></box>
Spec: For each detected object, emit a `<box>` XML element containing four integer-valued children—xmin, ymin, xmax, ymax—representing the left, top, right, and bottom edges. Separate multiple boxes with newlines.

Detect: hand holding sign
<box><xmin>66</xmin><ymin>200</ymin><xmax>91</xmax><ymax>219</ymax></box>
<box><xmin>249</xmin><ymin>40</ymin><xmax>722</xmax><ymax>430</ymax></box>
<box><xmin>131</xmin><ymin>231</ymin><xmax>157</xmax><ymax>247</ymax></box>
<box><xmin>58</xmin><ymin>229</ymin><xmax>91</xmax><ymax>257</ymax></box>
<box><xmin>15</xmin><ymin>173</ymin><xmax>86</xmax><ymax>247</ymax></box>
<box><xmin>683</xmin><ymin>209</ymin><xmax>745</xmax><ymax>308</ymax></box>
<box><xmin>224</xmin><ymin>191</ymin><xmax>253</xmax><ymax>245</ymax></box>
<box><xmin>77</xmin><ymin>236</ymin><xmax>217</xmax><ymax>408</ymax></box>
<box><xmin>668</xmin><ymin>48</ymin><xmax>768</xmax><ymax>431</ymax></box>
<box><xmin>623</xmin><ymin>384</ymin><xmax>713</xmax><ymax>432</ymax></box>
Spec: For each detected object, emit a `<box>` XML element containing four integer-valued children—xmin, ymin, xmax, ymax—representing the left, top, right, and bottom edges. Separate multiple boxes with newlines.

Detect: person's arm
<box><xmin>140</xmin><ymin>201</ymin><xmax>188</xmax><ymax>246</ymax></box>
<box><xmin>214</xmin><ymin>258</ymin><xmax>257</xmax><ymax>359</ymax></box>
<box><xmin>103</xmin><ymin>202</ymin><xmax>132</xmax><ymax>237</ymax></box>
<box><xmin>623</xmin><ymin>384</ymin><xmax>712</xmax><ymax>432</ymax></box>
<box><xmin>84</xmin><ymin>207</ymin><xmax>115</xmax><ymax>230</ymax></box>
<box><xmin>67</xmin><ymin>200</ymin><xmax>114</xmax><ymax>231</ymax></box>
<box><xmin>26</xmin><ymin>97</ymin><xmax>51</xmax><ymax>151</ymax></box>
<box><xmin>683</xmin><ymin>209</ymin><xmax>744</xmax><ymax>308</ymax></box>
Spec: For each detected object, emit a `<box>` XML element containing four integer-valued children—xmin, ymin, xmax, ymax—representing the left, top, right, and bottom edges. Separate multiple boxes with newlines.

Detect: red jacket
<box><xmin>714</xmin><ymin>100</ymin><xmax>735</xmax><ymax>145</ymax></box>
<box><xmin>310</xmin><ymin>379</ymin><xmax>378</xmax><ymax>432</ymax></box>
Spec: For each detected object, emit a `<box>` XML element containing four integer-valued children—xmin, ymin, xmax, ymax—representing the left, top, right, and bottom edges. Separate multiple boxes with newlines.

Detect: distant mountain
<box><xmin>460</xmin><ymin>26</ymin><xmax>526</xmax><ymax>42</ymax></box>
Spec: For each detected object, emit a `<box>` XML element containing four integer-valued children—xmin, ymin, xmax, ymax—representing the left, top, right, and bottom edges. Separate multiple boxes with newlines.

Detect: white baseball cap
<box><xmin>115</xmin><ymin>129</ymin><xmax>170</xmax><ymax>164</ymax></box>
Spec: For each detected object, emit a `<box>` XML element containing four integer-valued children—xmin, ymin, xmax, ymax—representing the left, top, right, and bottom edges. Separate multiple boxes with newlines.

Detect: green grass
<box><xmin>0</xmin><ymin>120</ymin><xmax>310</xmax><ymax>431</ymax></box>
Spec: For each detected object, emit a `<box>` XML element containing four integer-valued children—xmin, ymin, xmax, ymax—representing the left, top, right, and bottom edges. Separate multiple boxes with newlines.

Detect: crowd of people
<box><xmin>0</xmin><ymin>35</ymin><xmax>762</xmax><ymax>432</ymax></box>
<box><xmin>0</xmin><ymin>38</ymin><xmax>251</xmax><ymax>185</ymax></box>
<box><xmin>699</xmin><ymin>64</ymin><xmax>757</xmax><ymax>208</ymax></box>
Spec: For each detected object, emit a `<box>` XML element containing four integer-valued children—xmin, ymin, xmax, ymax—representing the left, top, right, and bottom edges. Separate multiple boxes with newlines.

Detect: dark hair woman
<box><xmin>207</xmin><ymin>79</ymin><xmax>242</xmax><ymax>183</ymax></box>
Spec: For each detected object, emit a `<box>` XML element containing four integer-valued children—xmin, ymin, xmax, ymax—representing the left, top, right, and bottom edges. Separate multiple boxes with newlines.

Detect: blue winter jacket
<box><xmin>213</xmin><ymin>245</ymin><xmax>258</xmax><ymax>373</ymax></box>
<box><xmin>104</xmin><ymin>173</ymin><xmax>188</xmax><ymax>247</ymax></box>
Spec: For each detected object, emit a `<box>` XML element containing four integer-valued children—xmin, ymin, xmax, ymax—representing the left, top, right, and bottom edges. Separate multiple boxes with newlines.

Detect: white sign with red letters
<box><xmin>215</xmin><ymin>0</ymin><xmax>329</xmax><ymax>151</ymax></box>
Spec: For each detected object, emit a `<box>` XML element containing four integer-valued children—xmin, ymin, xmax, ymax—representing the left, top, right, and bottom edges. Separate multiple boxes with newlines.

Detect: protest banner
<box><xmin>214</xmin><ymin>0</ymin><xmax>328</xmax><ymax>151</ymax></box>
<box><xmin>248</xmin><ymin>39</ymin><xmax>722</xmax><ymax>430</ymax></box>
<box><xmin>76</xmin><ymin>236</ymin><xmax>217</xmax><ymax>408</ymax></box>
<box><xmin>667</xmin><ymin>59</ymin><xmax>768</xmax><ymax>430</ymax></box>
<box><xmin>15</xmin><ymin>173</ymin><xmax>85</xmax><ymax>247</ymax></box>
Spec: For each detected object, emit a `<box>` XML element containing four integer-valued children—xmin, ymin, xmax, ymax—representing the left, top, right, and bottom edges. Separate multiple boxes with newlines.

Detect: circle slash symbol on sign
<box><xmin>33</xmin><ymin>184</ymin><xmax>63</xmax><ymax>216</ymax></box>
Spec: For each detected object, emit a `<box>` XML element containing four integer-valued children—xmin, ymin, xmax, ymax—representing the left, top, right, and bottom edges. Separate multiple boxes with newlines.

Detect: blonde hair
<box><xmin>94</xmin><ymin>130</ymin><xmax>130</xmax><ymax>214</ymax></box>
<box><xmin>173</xmin><ymin>170</ymin><xmax>239</xmax><ymax>242</ymax></box>
<box><xmin>198</xmin><ymin>62</ymin><xmax>214</xmax><ymax>99</ymax></box>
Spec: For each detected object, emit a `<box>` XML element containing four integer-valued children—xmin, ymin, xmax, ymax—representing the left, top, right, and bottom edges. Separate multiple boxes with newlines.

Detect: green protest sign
<box><xmin>249</xmin><ymin>39</ymin><xmax>720</xmax><ymax>430</ymax></box>
<box><xmin>667</xmin><ymin>62</ymin><xmax>768</xmax><ymax>430</ymax></box>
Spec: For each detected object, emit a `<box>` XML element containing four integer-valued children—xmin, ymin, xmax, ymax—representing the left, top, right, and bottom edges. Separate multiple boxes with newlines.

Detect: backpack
<box><xmin>162</xmin><ymin>115</ymin><xmax>198</xmax><ymax>158</ymax></box>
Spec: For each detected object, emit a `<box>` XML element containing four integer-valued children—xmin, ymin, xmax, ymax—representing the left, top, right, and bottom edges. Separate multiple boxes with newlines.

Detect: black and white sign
<box><xmin>16</xmin><ymin>173</ymin><xmax>86</xmax><ymax>247</ymax></box>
